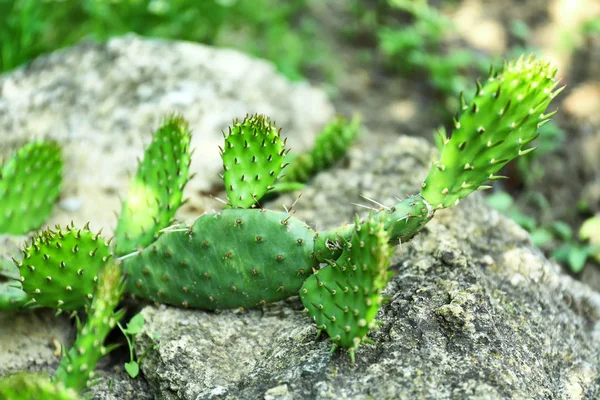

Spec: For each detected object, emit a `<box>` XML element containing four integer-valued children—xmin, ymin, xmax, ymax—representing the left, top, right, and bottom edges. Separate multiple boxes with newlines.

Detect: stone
<box><xmin>134</xmin><ymin>134</ymin><xmax>600</xmax><ymax>399</ymax></box>
<box><xmin>0</xmin><ymin>34</ymin><xmax>334</xmax><ymax>396</ymax></box>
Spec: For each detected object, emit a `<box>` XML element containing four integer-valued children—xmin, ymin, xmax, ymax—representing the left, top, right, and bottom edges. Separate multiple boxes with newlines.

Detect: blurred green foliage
<box><xmin>0</xmin><ymin>0</ymin><xmax>331</xmax><ymax>81</ymax></box>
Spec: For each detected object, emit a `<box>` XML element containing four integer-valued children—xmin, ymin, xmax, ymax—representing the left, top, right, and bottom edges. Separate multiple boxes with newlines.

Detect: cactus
<box><xmin>0</xmin><ymin>373</ymin><xmax>79</xmax><ymax>400</ymax></box>
<box><xmin>0</xmin><ymin>56</ymin><xmax>563</xmax><ymax>365</ymax></box>
<box><xmin>300</xmin><ymin>215</ymin><xmax>393</xmax><ymax>362</ymax></box>
<box><xmin>53</xmin><ymin>259</ymin><xmax>125</xmax><ymax>393</ymax></box>
<box><xmin>0</xmin><ymin>140</ymin><xmax>62</xmax><ymax>235</ymax></box>
<box><xmin>422</xmin><ymin>55</ymin><xmax>563</xmax><ymax>209</ymax></box>
<box><xmin>14</xmin><ymin>222</ymin><xmax>111</xmax><ymax>312</ymax></box>
<box><xmin>115</xmin><ymin>115</ymin><xmax>192</xmax><ymax>255</ymax></box>
<box><xmin>123</xmin><ymin>208</ymin><xmax>317</xmax><ymax>309</ymax></box>
<box><xmin>222</xmin><ymin>114</ymin><xmax>288</xmax><ymax>208</ymax></box>
<box><xmin>0</xmin><ymin>282</ymin><xmax>28</xmax><ymax>311</ymax></box>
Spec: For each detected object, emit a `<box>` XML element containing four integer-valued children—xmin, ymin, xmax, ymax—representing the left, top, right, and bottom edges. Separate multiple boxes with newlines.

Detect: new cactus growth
<box><xmin>0</xmin><ymin>140</ymin><xmax>62</xmax><ymax>235</ymax></box>
<box><xmin>14</xmin><ymin>222</ymin><xmax>111</xmax><ymax>312</ymax></box>
<box><xmin>422</xmin><ymin>55</ymin><xmax>563</xmax><ymax>208</ymax></box>
<box><xmin>300</xmin><ymin>215</ymin><xmax>393</xmax><ymax>362</ymax></box>
<box><xmin>115</xmin><ymin>115</ymin><xmax>192</xmax><ymax>255</ymax></box>
<box><xmin>53</xmin><ymin>259</ymin><xmax>125</xmax><ymax>393</ymax></box>
<box><xmin>281</xmin><ymin>115</ymin><xmax>361</xmax><ymax>185</ymax></box>
<box><xmin>222</xmin><ymin>114</ymin><xmax>287</xmax><ymax>208</ymax></box>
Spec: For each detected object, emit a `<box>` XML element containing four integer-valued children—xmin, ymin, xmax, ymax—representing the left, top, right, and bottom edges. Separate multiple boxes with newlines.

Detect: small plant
<box><xmin>0</xmin><ymin>55</ymin><xmax>562</xmax><ymax>396</ymax></box>
<box><xmin>118</xmin><ymin>313</ymin><xmax>158</xmax><ymax>379</ymax></box>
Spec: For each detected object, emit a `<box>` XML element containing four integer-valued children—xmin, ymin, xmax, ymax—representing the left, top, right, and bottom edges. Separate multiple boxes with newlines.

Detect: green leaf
<box><xmin>124</xmin><ymin>313</ymin><xmax>145</xmax><ymax>336</ymax></box>
<box><xmin>486</xmin><ymin>192</ymin><xmax>514</xmax><ymax>213</ymax></box>
<box><xmin>567</xmin><ymin>247</ymin><xmax>589</xmax><ymax>273</ymax></box>
<box><xmin>552</xmin><ymin>221</ymin><xmax>572</xmax><ymax>241</ymax></box>
<box><xmin>530</xmin><ymin>228</ymin><xmax>553</xmax><ymax>247</ymax></box>
<box><xmin>124</xmin><ymin>361</ymin><xmax>139</xmax><ymax>379</ymax></box>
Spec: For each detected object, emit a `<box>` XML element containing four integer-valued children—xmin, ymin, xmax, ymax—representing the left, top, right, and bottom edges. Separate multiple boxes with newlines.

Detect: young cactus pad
<box><xmin>115</xmin><ymin>115</ymin><xmax>192</xmax><ymax>255</ymax></box>
<box><xmin>0</xmin><ymin>140</ymin><xmax>62</xmax><ymax>235</ymax></box>
<box><xmin>53</xmin><ymin>259</ymin><xmax>125</xmax><ymax>393</ymax></box>
<box><xmin>15</xmin><ymin>222</ymin><xmax>111</xmax><ymax>311</ymax></box>
<box><xmin>421</xmin><ymin>55</ymin><xmax>563</xmax><ymax>208</ymax></box>
<box><xmin>281</xmin><ymin>115</ymin><xmax>361</xmax><ymax>184</ymax></box>
<box><xmin>222</xmin><ymin>114</ymin><xmax>287</xmax><ymax>208</ymax></box>
<box><xmin>300</xmin><ymin>215</ymin><xmax>393</xmax><ymax>361</ymax></box>
<box><xmin>123</xmin><ymin>208</ymin><xmax>317</xmax><ymax>309</ymax></box>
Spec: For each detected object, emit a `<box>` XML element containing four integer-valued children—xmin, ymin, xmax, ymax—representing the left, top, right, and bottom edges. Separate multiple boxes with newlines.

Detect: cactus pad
<box><xmin>0</xmin><ymin>373</ymin><xmax>79</xmax><ymax>400</ymax></box>
<box><xmin>53</xmin><ymin>259</ymin><xmax>125</xmax><ymax>393</ymax></box>
<box><xmin>16</xmin><ymin>222</ymin><xmax>112</xmax><ymax>311</ymax></box>
<box><xmin>300</xmin><ymin>215</ymin><xmax>393</xmax><ymax>361</ymax></box>
<box><xmin>222</xmin><ymin>114</ymin><xmax>287</xmax><ymax>208</ymax></box>
<box><xmin>281</xmin><ymin>115</ymin><xmax>360</xmax><ymax>184</ymax></box>
<box><xmin>0</xmin><ymin>140</ymin><xmax>62</xmax><ymax>235</ymax></box>
<box><xmin>115</xmin><ymin>115</ymin><xmax>192</xmax><ymax>255</ymax></box>
<box><xmin>0</xmin><ymin>282</ymin><xmax>28</xmax><ymax>311</ymax></box>
<box><xmin>421</xmin><ymin>55</ymin><xmax>563</xmax><ymax>208</ymax></box>
<box><xmin>123</xmin><ymin>208</ymin><xmax>317</xmax><ymax>309</ymax></box>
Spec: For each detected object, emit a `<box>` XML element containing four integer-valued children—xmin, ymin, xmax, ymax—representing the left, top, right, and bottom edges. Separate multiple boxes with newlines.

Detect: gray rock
<box><xmin>135</xmin><ymin>134</ymin><xmax>600</xmax><ymax>399</ymax></box>
<box><xmin>0</xmin><ymin>35</ymin><xmax>334</xmax><ymax>397</ymax></box>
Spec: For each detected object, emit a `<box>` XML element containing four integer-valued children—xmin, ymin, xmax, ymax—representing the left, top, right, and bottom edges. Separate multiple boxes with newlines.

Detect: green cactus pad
<box><xmin>16</xmin><ymin>222</ymin><xmax>112</xmax><ymax>311</ymax></box>
<box><xmin>421</xmin><ymin>55</ymin><xmax>563</xmax><ymax>208</ymax></box>
<box><xmin>222</xmin><ymin>114</ymin><xmax>287</xmax><ymax>208</ymax></box>
<box><xmin>300</xmin><ymin>215</ymin><xmax>393</xmax><ymax>361</ymax></box>
<box><xmin>123</xmin><ymin>208</ymin><xmax>317</xmax><ymax>309</ymax></box>
<box><xmin>0</xmin><ymin>373</ymin><xmax>79</xmax><ymax>400</ymax></box>
<box><xmin>315</xmin><ymin>194</ymin><xmax>434</xmax><ymax>262</ymax></box>
<box><xmin>54</xmin><ymin>260</ymin><xmax>125</xmax><ymax>393</ymax></box>
<box><xmin>281</xmin><ymin>115</ymin><xmax>360</xmax><ymax>184</ymax></box>
<box><xmin>115</xmin><ymin>114</ymin><xmax>192</xmax><ymax>255</ymax></box>
<box><xmin>0</xmin><ymin>140</ymin><xmax>62</xmax><ymax>235</ymax></box>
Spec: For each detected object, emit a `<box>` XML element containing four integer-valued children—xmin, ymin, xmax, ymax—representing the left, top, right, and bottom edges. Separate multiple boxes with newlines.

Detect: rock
<box><xmin>135</xmin><ymin>134</ymin><xmax>600</xmax><ymax>399</ymax></box>
<box><xmin>0</xmin><ymin>35</ymin><xmax>334</xmax><ymax>396</ymax></box>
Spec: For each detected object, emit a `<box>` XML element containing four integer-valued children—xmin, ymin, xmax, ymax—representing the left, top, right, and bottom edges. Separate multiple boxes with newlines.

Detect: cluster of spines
<box><xmin>300</xmin><ymin>215</ymin><xmax>393</xmax><ymax>361</ymax></box>
<box><xmin>115</xmin><ymin>114</ymin><xmax>192</xmax><ymax>255</ymax></box>
<box><xmin>280</xmin><ymin>115</ymin><xmax>360</xmax><ymax>185</ymax></box>
<box><xmin>221</xmin><ymin>114</ymin><xmax>288</xmax><ymax>208</ymax></box>
<box><xmin>14</xmin><ymin>221</ymin><xmax>111</xmax><ymax>312</ymax></box>
<box><xmin>421</xmin><ymin>55</ymin><xmax>563</xmax><ymax>208</ymax></box>
<box><xmin>0</xmin><ymin>140</ymin><xmax>62</xmax><ymax>235</ymax></box>
<box><xmin>0</xmin><ymin>373</ymin><xmax>79</xmax><ymax>400</ymax></box>
<box><xmin>53</xmin><ymin>259</ymin><xmax>125</xmax><ymax>393</ymax></box>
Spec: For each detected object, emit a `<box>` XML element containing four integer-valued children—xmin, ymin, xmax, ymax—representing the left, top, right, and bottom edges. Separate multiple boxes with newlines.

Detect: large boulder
<box><xmin>134</xmin><ymin>134</ymin><xmax>600</xmax><ymax>399</ymax></box>
<box><xmin>0</xmin><ymin>34</ymin><xmax>334</xmax><ymax>398</ymax></box>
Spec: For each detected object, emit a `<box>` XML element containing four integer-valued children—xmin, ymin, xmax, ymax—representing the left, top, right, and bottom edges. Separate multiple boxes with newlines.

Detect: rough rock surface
<box><xmin>135</xmin><ymin>134</ymin><xmax>600</xmax><ymax>399</ymax></box>
<box><xmin>0</xmin><ymin>35</ymin><xmax>334</xmax><ymax>398</ymax></box>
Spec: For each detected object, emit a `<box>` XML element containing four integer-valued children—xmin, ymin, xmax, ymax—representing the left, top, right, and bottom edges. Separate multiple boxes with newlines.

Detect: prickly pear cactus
<box><xmin>0</xmin><ymin>282</ymin><xmax>28</xmax><ymax>310</ymax></box>
<box><xmin>281</xmin><ymin>115</ymin><xmax>361</xmax><ymax>184</ymax></box>
<box><xmin>0</xmin><ymin>373</ymin><xmax>79</xmax><ymax>400</ymax></box>
<box><xmin>421</xmin><ymin>55</ymin><xmax>562</xmax><ymax>208</ymax></box>
<box><xmin>222</xmin><ymin>114</ymin><xmax>287</xmax><ymax>208</ymax></box>
<box><xmin>300</xmin><ymin>215</ymin><xmax>393</xmax><ymax>361</ymax></box>
<box><xmin>115</xmin><ymin>115</ymin><xmax>192</xmax><ymax>255</ymax></box>
<box><xmin>0</xmin><ymin>140</ymin><xmax>62</xmax><ymax>235</ymax></box>
<box><xmin>53</xmin><ymin>259</ymin><xmax>125</xmax><ymax>393</ymax></box>
<box><xmin>15</xmin><ymin>222</ymin><xmax>111</xmax><ymax>312</ymax></box>
<box><xmin>123</xmin><ymin>208</ymin><xmax>317</xmax><ymax>309</ymax></box>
